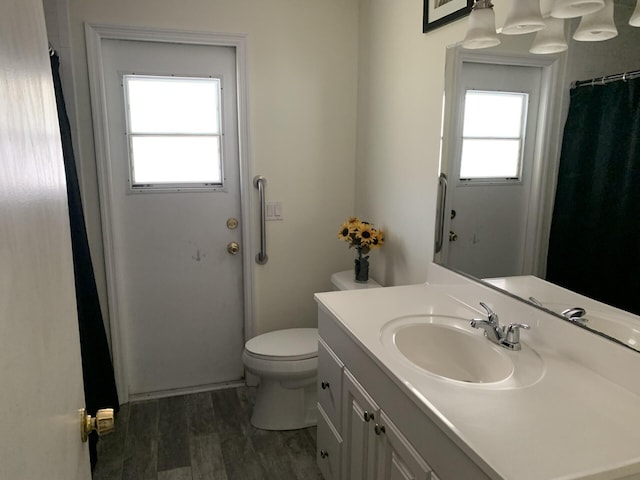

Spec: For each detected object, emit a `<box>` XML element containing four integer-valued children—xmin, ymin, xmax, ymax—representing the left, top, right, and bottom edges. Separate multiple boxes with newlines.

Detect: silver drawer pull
<box><xmin>363</xmin><ymin>411</ymin><xmax>374</xmax><ymax>422</ymax></box>
<box><xmin>321</xmin><ymin>381</ymin><xmax>330</xmax><ymax>390</ymax></box>
<box><xmin>320</xmin><ymin>449</ymin><xmax>329</xmax><ymax>459</ymax></box>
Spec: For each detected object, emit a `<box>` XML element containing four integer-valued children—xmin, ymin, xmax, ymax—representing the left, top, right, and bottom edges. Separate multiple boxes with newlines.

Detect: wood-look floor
<box><xmin>93</xmin><ymin>386</ymin><xmax>322</xmax><ymax>480</ymax></box>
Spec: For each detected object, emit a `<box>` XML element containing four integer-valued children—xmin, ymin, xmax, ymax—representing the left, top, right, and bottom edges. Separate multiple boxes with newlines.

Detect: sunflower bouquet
<box><xmin>337</xmin><ymin>217</ymin><xmax>384</xmax><ymax>282</ymax></box>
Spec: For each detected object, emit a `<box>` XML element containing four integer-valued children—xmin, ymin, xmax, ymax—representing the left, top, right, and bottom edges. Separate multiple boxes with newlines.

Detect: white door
<box><xmin>99</xmin><ymin>39</ymin><xmax>245</xmax><ymax>398</ymax></box>
<box><xmin>444</xmin><ymin>62</ymin><xmax>543</xmax><ymax>279</ymax></box>
<box><xmin>0</xmin><ymin>0</ymin><xmax>90</xmax><ymax>477</ymax></box>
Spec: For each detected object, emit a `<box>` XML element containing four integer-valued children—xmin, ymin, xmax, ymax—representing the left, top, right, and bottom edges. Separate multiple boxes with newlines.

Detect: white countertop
<box><xmin>315</xmin><ymin>283</ymin><xmax>640</xmax><ymax>480</ymax></box>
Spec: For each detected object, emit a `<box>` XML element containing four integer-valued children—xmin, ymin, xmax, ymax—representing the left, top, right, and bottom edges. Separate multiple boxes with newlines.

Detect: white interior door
<box><xmin>445</xmin><ymin>62</ymin><xmax>543</xmax><ymax>279</ymax></box>
<box><xmin>1</xmin><ymin>0</ymin><xmax>90</xmax><ymax>477</ymax></box>
<box><xmin>99</xmin><ymin>38</ymin><xmax>245</xmax><ymax>398</ymax></box>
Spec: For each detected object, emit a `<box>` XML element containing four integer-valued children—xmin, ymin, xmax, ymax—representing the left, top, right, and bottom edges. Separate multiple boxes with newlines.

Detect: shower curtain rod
<box><xmin>573</xmin><ymin>69</ymin><xmax>640</xmax><ymax>88</ymax></box>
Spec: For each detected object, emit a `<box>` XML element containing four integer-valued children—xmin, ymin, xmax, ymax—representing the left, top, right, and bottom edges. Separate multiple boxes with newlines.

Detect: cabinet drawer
<box><xmin>317</xmin><ymin>404</ymin><xmax>342</xmax><ymax>480</ymax></box>
<box><xmin>318</xmin><ymin>339</ymin><xmax>344</xmax><ymax>432</ymax></box>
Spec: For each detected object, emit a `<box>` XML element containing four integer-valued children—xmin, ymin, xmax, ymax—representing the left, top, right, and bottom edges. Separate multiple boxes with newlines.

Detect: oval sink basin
<box><xmin>393</xmin><ymin>323</ymin><xmax>514</xmax><ymax>383</ymax></box>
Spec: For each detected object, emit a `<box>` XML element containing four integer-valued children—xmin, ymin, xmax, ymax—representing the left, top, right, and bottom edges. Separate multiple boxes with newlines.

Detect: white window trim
<box><xmin>458</xmin><ymin>89</ymin><xmax>529</xmax><ymax>184</ymax></box>
<box><xmin>122</xmin><ymin>72</ymin><xmax>227</xmax><ymax>193</ymax></box>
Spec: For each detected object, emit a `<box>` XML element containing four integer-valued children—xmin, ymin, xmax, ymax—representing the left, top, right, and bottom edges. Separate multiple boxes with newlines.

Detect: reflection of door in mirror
<box><xmin>440</xmin><ymin>60</ymin><xmax>544</xmax><ymax>279</ymax></box>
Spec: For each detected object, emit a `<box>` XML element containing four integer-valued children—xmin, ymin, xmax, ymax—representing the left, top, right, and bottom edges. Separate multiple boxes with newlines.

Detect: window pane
<box><xmin>131</xmin><ymin>136</ymin><xmax>221</xmax><ymax>184</ymax></box>
<box><xmin>125</xmin><ymin>76</ymin><xmax>220</xmax><ymax>134</ymax></box>
<box><xmin>463</xmin><ymin>91</ymin><xmax>526</xmax><ymax>138</ymax></box>
<box><xmin>460</xmin><ymin>139</ymin><xmax>521</xmax><ymax>179</ymax></box>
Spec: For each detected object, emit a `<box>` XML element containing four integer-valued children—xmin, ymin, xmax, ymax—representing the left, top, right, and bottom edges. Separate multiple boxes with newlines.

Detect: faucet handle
<box><xmin>479</xmin><ymin>302</ymin><xmax>498</xmax><ymax>325</ymax></box>
<box><xmin>503</xmin><ymin>323</ymin><xmax>530</xmax><ymax>349</ymax></box>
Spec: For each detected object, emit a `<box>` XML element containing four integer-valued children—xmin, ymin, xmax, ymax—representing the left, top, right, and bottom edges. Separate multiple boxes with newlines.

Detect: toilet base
<box><xmin>250</xmin><ymin>378</ymin><xmax>317</xmax><ymax>430</ymax></box>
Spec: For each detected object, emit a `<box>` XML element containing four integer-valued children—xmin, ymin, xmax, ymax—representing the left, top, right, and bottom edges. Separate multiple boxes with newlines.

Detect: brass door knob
<box><xmin>80</xmin><ymin>408</ymin><xmax>115</xmax><ymax>442</ymax></box>
<box><xmin>227</xmin><ymin>242</ymin><xmax>240</xmax><ymax>255</ymax></box>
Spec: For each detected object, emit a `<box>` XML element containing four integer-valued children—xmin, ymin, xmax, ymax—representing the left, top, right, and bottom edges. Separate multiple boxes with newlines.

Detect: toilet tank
<box><xmin>330</xmin><ymin>270</ymin><xmax>382</xmax><ymax>291</ymax></box>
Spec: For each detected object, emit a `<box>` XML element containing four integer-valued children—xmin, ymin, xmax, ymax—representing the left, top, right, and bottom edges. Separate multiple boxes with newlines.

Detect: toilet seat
<box><xmin>245</xmin><ymin>328</ymin><xmax>318</xmax><ymax>361</ymax></box>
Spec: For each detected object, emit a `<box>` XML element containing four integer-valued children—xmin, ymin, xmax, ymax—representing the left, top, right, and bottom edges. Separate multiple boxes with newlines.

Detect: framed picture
<box><xmin>423</xmin><ymin>0</ymin><xmax>473</xmax><ymax>33</ymax></box>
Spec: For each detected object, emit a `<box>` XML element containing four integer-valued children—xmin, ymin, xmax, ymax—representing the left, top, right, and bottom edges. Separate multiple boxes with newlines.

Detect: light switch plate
<box><xmin>266</xmin><ymin>201</ymin><xmax>284</xmax><ymax>221</ymax></box>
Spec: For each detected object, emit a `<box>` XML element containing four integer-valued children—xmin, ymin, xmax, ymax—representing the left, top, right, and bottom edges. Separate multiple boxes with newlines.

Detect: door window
<box><xmin>459</xmin><ymin>90</ymin><xmax>528</xmax><ymax>181</ymax></box>
<box><xmin>123</xmin><ymin>75</ymin><xmax>223</xmax><ymax>191</ymax></box>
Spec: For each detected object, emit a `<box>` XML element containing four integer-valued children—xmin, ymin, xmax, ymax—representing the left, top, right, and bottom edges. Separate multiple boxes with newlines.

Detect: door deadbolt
<box><xmin>80</xmin><ymin>408</ymin><xmax>115</xmax><ymax>442</ymax></box>
<box><xmin>227</xmin><ymin>242</ymin><xmax>240</xmax><ymax>255</ymax></box>
<box><xmin>226</xmin><ymin>218</ymin><xmax>239</xmax><ymax>230</ymax></box>
<box><xmin>449</xmin><ymin>231</ymin><xmax>458</xmax><ymax>242</ymax></box>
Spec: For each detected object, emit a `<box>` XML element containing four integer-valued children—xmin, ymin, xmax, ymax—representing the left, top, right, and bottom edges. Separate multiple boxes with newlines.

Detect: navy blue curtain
<box><xmin>50</xmin><ymin>52</ymin><xmax>119</xmax><ymax>469</ymax></box>
<box><xmin>547</xmin><ymin>77</ymin><xmax>640</xmax><ymax>315</ymax></box>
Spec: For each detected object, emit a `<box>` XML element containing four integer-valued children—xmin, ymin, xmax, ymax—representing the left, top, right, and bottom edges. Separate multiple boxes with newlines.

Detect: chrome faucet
<box><xmin>470</xmin><ymin>302</ymin><xmax>530</xmax><ymax>351</ymax></box>
<box><xmin>561</xmin><ymin>307</ymin><xmax>588</xmax><ymax>324</ymax></box>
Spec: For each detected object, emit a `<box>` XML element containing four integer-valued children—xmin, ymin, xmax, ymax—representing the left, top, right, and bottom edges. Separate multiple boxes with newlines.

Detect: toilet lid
<box><xmin>245</xmin><ymin>328</ymin><xmax>318</xmax><ymax>360</ymax></box>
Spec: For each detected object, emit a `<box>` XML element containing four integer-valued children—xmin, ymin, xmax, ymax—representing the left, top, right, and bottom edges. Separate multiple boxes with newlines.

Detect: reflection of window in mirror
<box><xmin>460</xmin><ymin>91</ymin><xmax>528</xmax><ymax>181</ymax></box>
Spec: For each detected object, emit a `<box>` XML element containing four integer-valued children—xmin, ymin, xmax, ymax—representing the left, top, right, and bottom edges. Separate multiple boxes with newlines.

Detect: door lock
<box><xmin>80</xmin><ymin>408</ymin><xmax>115</xmax><ymax>442</ymax></box>
<box><xmin>227</xmin><ymin>242</ymin><xmax>240</xmax><ymax>255</ymax></box>
<box><xmin>226</xmin><ymin>218</ymin><xmax>239</xmax><ymax>230</ymax></box>
<box><xmin>449</xmin><ymin>231</ymin><xmax>458</xmax><ymax>242</ymax></box>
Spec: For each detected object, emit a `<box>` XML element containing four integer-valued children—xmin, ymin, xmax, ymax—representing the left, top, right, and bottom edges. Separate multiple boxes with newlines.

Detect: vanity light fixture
<box><xmin>462</xmin><ymin>0</ymin><xmax>501</xmax><ymax>49</ymax></box>
<box><xmin>529</xmin><ymin>17</ymin><xmax>569</xmax><ymax>53</ymax></box>
<box><xmin>502</xmin><ymin>0</ymin><xmax>546</xmax><ymax>35</ymax></box>
<box><xmin>630</xmin><ymin>0</ymin><xmax>640</xmax><ymax>26</ymax></box>
<box><xmin>573</xmin><ymin>0</ymin><xmax>618</xmax><ymax>41</ymax></box>
<box><xmin>551</xmin><ymin>0</ymin><xmax>605</xmax><ymax>18</ymax></box>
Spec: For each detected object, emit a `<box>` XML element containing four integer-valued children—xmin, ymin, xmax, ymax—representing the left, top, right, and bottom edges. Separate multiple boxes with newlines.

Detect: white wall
<box><xmin>66</xmin><ymin>0</ymin><xmax>359</xmax><ymax>336</ymax></box>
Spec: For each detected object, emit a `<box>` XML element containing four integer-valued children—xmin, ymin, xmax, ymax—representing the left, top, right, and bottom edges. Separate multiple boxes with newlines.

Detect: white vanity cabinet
<box><xmin>316</xmin><ymin>309</ymin><xmax>477</xmax><ymax>480</ymax></box>
<box><xmin>343</xmin><ymin>369</ymin><xmax>432</xmax><ymax>480</ymax></box>
<box><xmin>317</xmin><ymin>339</ymin><xmax>344</xmax><ymax>480</ymax></box>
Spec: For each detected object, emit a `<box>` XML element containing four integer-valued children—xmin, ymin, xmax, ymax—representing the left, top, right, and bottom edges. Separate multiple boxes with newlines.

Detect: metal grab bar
<box><xmin>254</xmin><ymin>176</ymin><xmax>268</xmax><ymax>265</ymax></box>
<box><xmin>434</xmin><ymin>173</ymin><xmax>448</xmax><ymax>253</ymax></box>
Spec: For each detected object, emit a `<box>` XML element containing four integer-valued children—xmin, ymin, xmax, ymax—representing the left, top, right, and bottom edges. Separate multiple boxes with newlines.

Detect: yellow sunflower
<box><xmin>347</xmin><ymin>216</ymin><xmax>360</xmax><ymax>224</ymax></box>
<box><xmin>355</xmin><ymin>221</ymin><xmax>375</xmax><ymax>246</ymax></box>
<box><xmin>337</xmin><ymin>221</ymin><xmax>357</xmax><ymax>242</ymax></box>
<box><xmin>370</xmin><ymin>229</ymin><xmax>385</xmax><ymax>249</ymax></box>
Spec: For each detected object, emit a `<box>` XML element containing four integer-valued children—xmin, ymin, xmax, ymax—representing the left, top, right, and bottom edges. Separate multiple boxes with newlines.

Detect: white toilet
<box><xmin>243</xmin><ymin>270</ymin><xmax>381</xmax><ymax>430</ymax></box>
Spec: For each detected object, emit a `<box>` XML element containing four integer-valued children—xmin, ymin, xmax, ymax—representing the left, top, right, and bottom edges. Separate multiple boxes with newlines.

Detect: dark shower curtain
<box><xmin>50</xmin><ymin>53</ymin><xmax>119</xmax><ymax>469</ymax></box>
<box><xmin>546</xmin><ymin>77</ymin><xmax>640</xmax><ymax>315</ymax></box>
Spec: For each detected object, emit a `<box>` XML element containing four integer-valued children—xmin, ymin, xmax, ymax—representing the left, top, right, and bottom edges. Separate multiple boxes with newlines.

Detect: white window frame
<box><xmin>458</xmin><ymin>89</ymin><xmax>529</xmax><ymax>185</ymax></box>
<box><xmin>122</xmin><ymin>72</ymin><xmax>226</xmax><ymax>193</ymax></box>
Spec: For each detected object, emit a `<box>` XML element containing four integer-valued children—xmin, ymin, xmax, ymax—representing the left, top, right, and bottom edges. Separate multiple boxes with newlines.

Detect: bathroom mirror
<box><xmin>435</xmin><ymin>0</ymin><xmax>640</xmax><ymax>352</ymax></box>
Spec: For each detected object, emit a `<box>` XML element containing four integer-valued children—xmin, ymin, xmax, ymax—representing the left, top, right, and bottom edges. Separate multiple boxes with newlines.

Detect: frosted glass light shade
<box><xmin>463</xmin><ymin>8</ymin><xmax>501</xmax><ymax>49</ymax></box>
<box><xmin>551</xmin><ymin>0</ymin><xmax>604</xmax><ymax>18</ymax></box>
<box><xmin>539</xmin><ymin>0</ymin><xmax>556</xmax><ymax>16</ymax></box>
<box><xmin>502</xmin><ymin>0</ymin><xmax>546</xmax><ymax>35</ymax></box>
<box><xmin>573</xmin><ymin>0</ymin><xmax>617</xmax><ymax>41</ymax></box>
<box><xmin>630</xmin><ymin>0</ymin><xmax>640</xmax><ymax>26</ymax></box>
<box><xmin>530</xmin><ymin>17</ymin><xmax>568</xmax><ymax>53</ymax></box>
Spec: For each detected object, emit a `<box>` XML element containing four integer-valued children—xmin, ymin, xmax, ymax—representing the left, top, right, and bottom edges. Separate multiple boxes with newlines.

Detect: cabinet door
<box><xmin>376</xmin><ymin>412</ymin><xmax>432</xmax><ymax>480</ymax></box>
<box><xmin>318</xmin><ymin>404</ymin><xmax>342</xmax><ymax>480</ymax></box>
<box><xmin>342</xmin><ymin>370</ymin><xmax>379</xmax><ymax>480</ymax></box>
<box><xmin>318</xmin><ymin>339</ymin><xmax>344</xmax><ymax>433</ymax></box>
